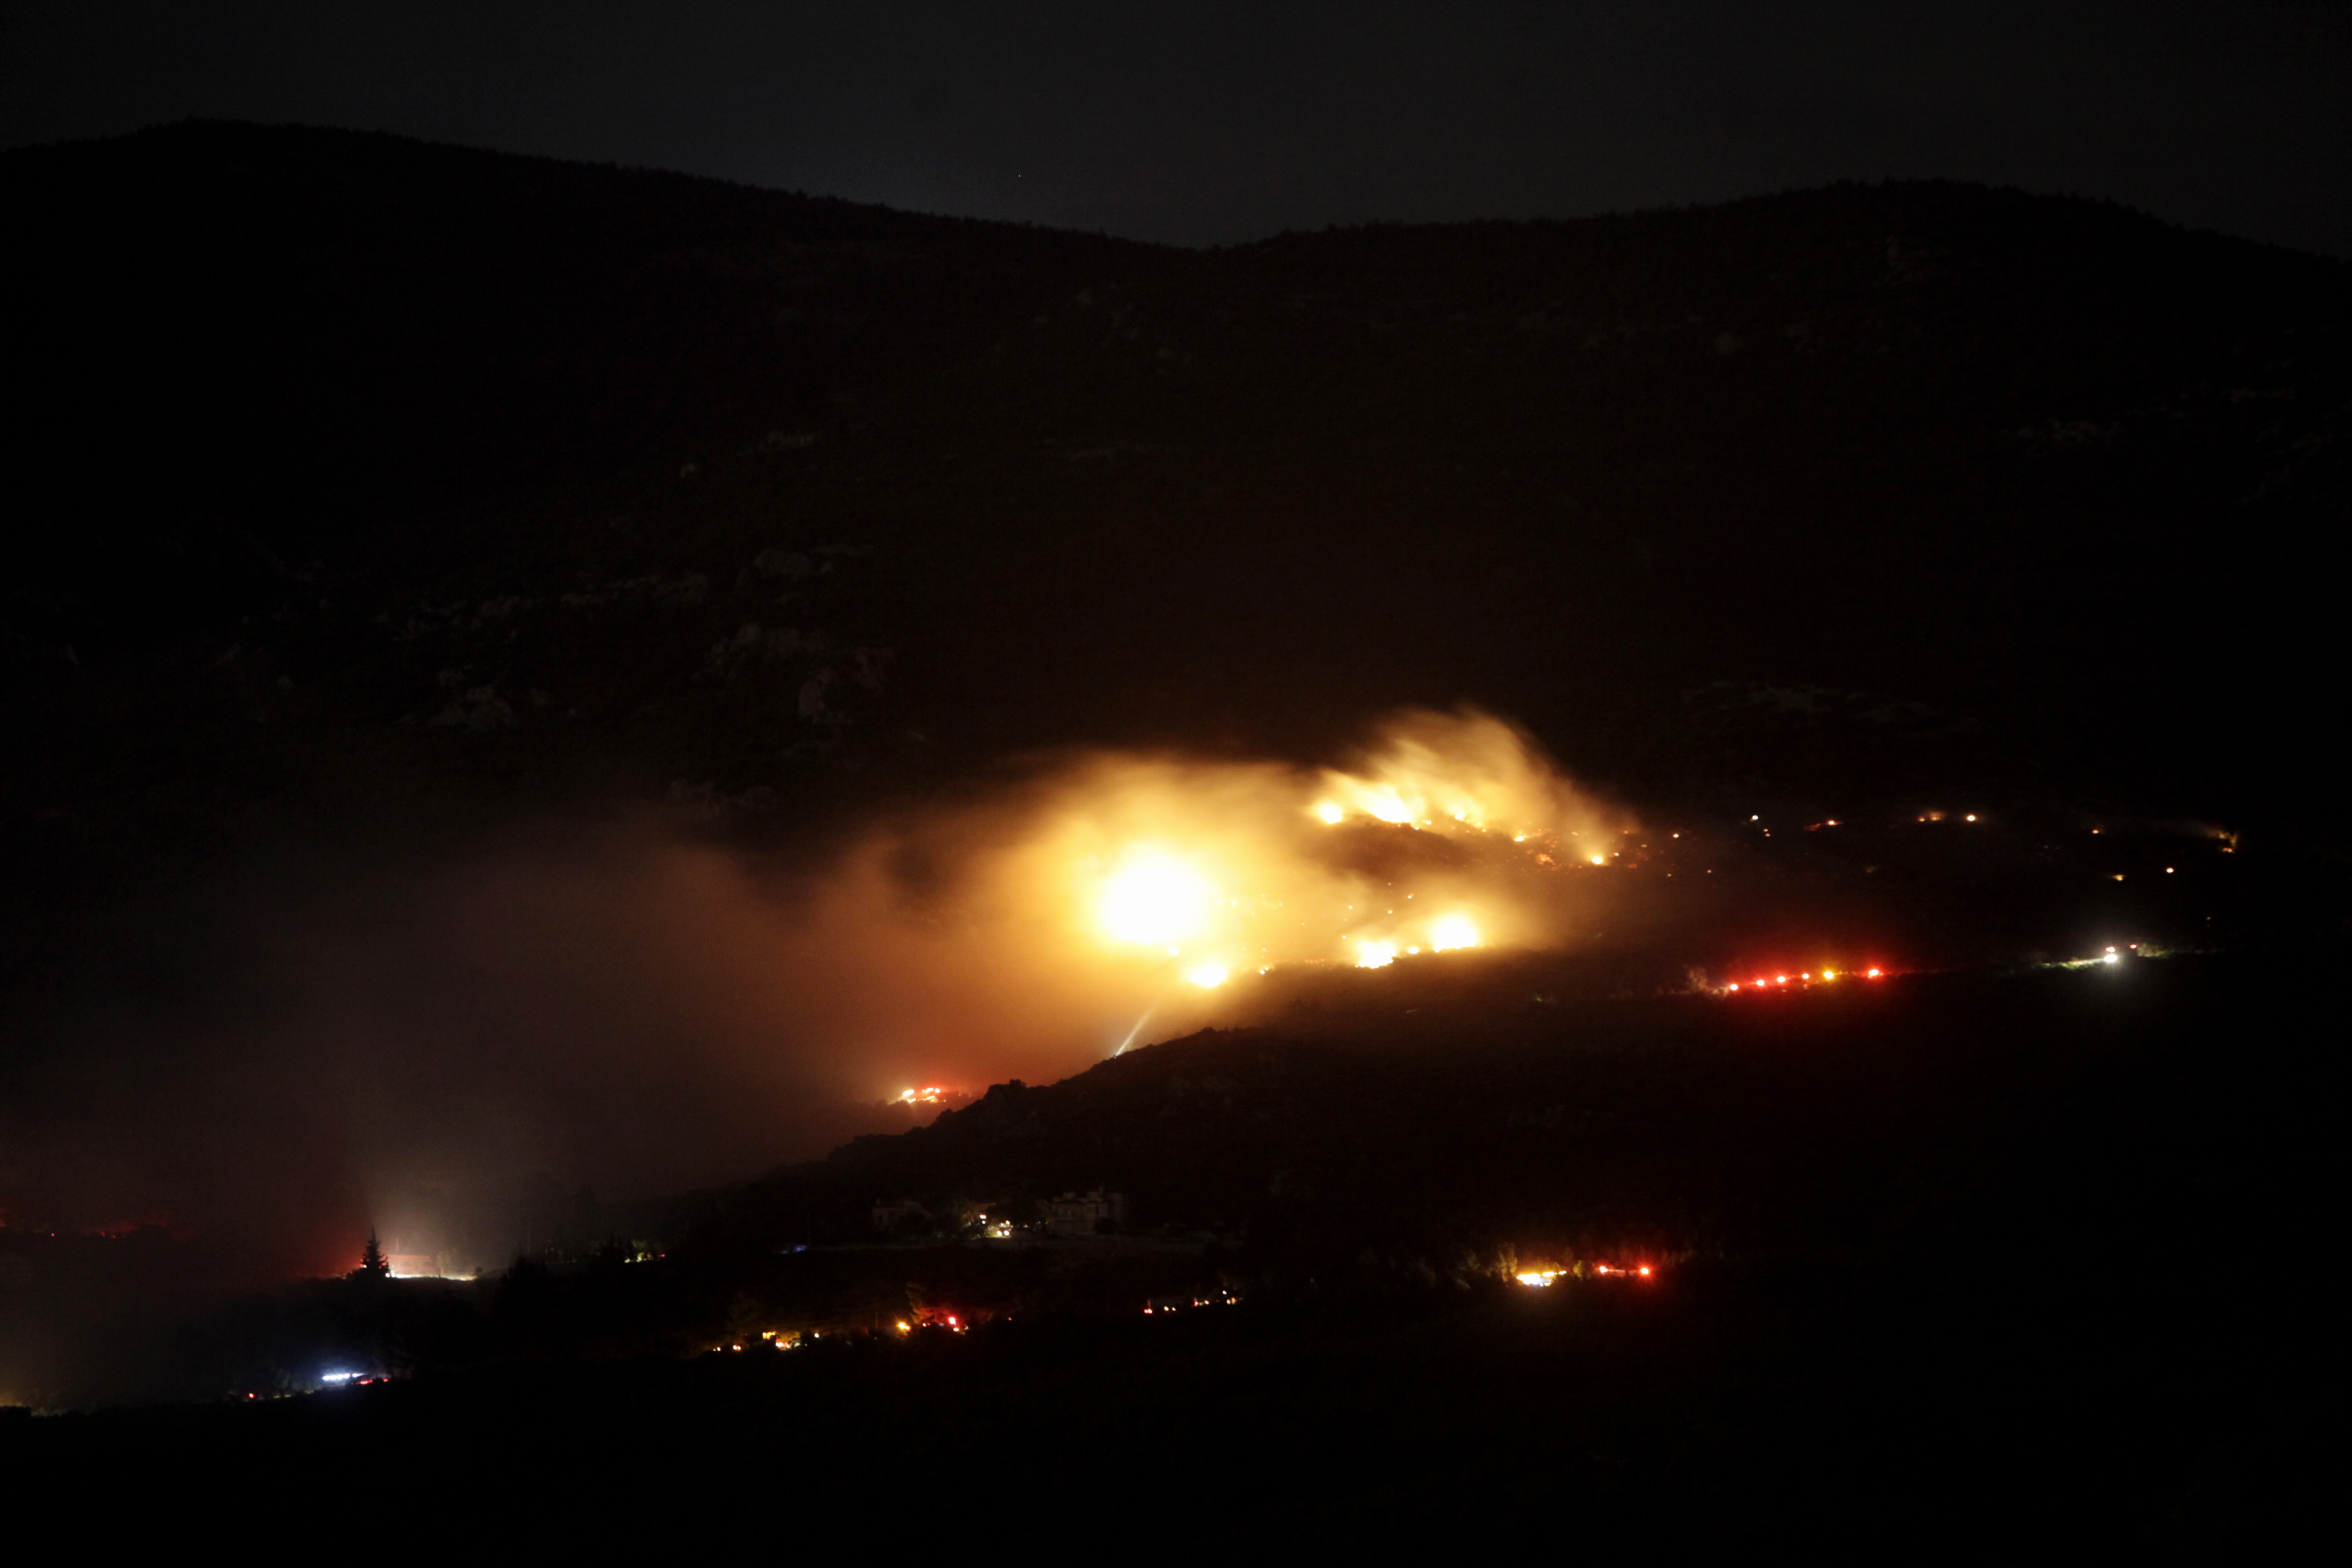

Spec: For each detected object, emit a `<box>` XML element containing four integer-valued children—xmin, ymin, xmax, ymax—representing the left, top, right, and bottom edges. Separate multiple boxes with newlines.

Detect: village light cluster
<box><xmin>1514</xmin><ymin>1262</ymin><xmax>1656</xmax><ymax>1286</ymax></box>
<box><xmin>1724</xmin><ymin>967</ymin><xmax>1887</xmax><ymax>993</ymax></box>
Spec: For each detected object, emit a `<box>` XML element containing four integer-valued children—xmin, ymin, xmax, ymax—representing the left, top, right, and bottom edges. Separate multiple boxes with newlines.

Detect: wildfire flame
<box><xmin>1037</xmin><ymin>710</ymin><xmax>1624</xmax><ymax>988</ymax></box>
<box><xmin>776</xmin><ymin>708</ymin><xmax>1630</xmax><ymax>1090</ymax></box>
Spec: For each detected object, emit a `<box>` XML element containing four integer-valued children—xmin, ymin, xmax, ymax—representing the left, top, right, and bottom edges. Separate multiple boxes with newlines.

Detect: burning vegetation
<box><xmin>1049</xmin><ymin>706</ymin><xmax>1627</xmax><ymax>982</ymax></box>
<box><xmin>746</xmin><ymin>707</ymin><xmax>1634</xmax><ymax>1098</ymax></box>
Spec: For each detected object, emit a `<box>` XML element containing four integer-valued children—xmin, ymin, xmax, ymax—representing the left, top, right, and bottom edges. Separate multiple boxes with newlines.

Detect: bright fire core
<box><xmin>792</xmin><ymin>708</ymin><xmax>1631</xmax><ymax>1092</ymax></box>
<box><xmin>1055</xmin><ymin>710</ymin><xmax>1624</xmax><ymax>992</ymax></box>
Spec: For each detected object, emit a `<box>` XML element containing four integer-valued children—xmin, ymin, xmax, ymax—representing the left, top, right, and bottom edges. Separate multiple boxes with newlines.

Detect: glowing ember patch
<box><xmin>1429</xmin><ymin>913</ymin><xmax>1480</xmax><ymax>951</ymax></box>
<box><xmin>1589</xmin><ymin>854</ymin><xmax>1608</xmax><ymax>866</ymax></box>
<box><xmin>1097</xmin><ymin>848</ymin><xmax>1215</xmax><ymax>946</ymax></box>
<box><xmin>1313</xmin><ymin>801</ymin><xmax>1344</xmax><ymax>824</ymax></box>
<box><xmin>1355</xmin><ymin>940</ymin><xmax>1398</xmax><ymax>968</ymax></box>
<box><xmin>1183</xmin><ymin>960</ymin><xmax>1231</xmax><ymax>989</ymax></box>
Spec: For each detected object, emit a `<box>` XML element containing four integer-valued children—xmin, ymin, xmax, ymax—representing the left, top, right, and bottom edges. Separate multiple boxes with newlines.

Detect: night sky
<box><xmin>6</xmin><ymin>1</ymin><xmax>2348</xmax><ymax>255</ymax></box>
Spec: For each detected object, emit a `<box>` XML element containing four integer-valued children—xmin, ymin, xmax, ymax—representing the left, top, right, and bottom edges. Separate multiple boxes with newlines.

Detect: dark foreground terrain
<box><xmin>6</xmin><ymin>952</ymin><xmax>2306</xmax><ymax>1545</ymax></box>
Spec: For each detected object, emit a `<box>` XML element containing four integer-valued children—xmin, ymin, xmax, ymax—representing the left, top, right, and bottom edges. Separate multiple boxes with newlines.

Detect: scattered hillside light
<box><xmin>1184</xmin><ymin>960</ymin><xmax>1231</xmax><ymax>989</ymax></box>
<box><xmin>1820</xmin><ymin>970</ymin><xmax>1836</xmax><ymax>981</ymax></box>
<box><xmin>319</xmin><ymin>1370</ymin><xmax>362</xmax><ymax>1385</ymax></box>
<box><xmin>1965</xmin><ymin>815</ymin><xmax>1978</xmax><ymax>822</ymax></box>
<box><xmin>1866</xmin><ymin>968</ymin><xmax>1883</xmax><ymax>978</ymax></box>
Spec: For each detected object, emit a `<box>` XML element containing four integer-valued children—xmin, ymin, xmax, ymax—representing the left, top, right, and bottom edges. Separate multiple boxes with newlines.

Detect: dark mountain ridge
<box><xmin>9</xmin><ymin>122</ymin><xmax>2343</xmax><ymax>819</ymax></box>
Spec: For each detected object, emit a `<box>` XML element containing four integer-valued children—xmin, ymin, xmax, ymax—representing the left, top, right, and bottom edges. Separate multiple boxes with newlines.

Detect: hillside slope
<box><xmin>5</xmin><ymin>121</ymin><xmax>2345</xmax><ymax>996</ymax></box>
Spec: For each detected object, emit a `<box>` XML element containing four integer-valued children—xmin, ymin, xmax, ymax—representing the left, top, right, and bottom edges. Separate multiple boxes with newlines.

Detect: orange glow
<box><xmin>735</xmin><ymin>708</ymin><xmax>1631</xmax><ymax>1095</ymax></box>
<box><xmin>1428</xmin><ymin>913</ymin><xmax>1481</xmax><ymax>951</ymax></box>
<box><xmin>1096</xmin><ymin>847</ymin><xmax>1216</xmax><ymax>947</ymax></box>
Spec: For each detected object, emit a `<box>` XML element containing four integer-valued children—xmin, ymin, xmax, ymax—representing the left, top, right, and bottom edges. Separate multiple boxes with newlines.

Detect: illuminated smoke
<box><xmin>0</xmin><ymin>706</ymin><xmax>1628</xmax><ymax>1365</ymax></box>
<box><xmin>772</xmin><ymin>707</ymin><xmax>1631</xmax><ymax>1091</ymax></box>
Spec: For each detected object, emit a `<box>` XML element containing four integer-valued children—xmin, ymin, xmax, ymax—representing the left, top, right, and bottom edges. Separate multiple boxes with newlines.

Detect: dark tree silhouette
<box><xmin>352</xmin><ymin>1231</ymin><xmax>391</xmax><ymax>1281</ymax></box>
